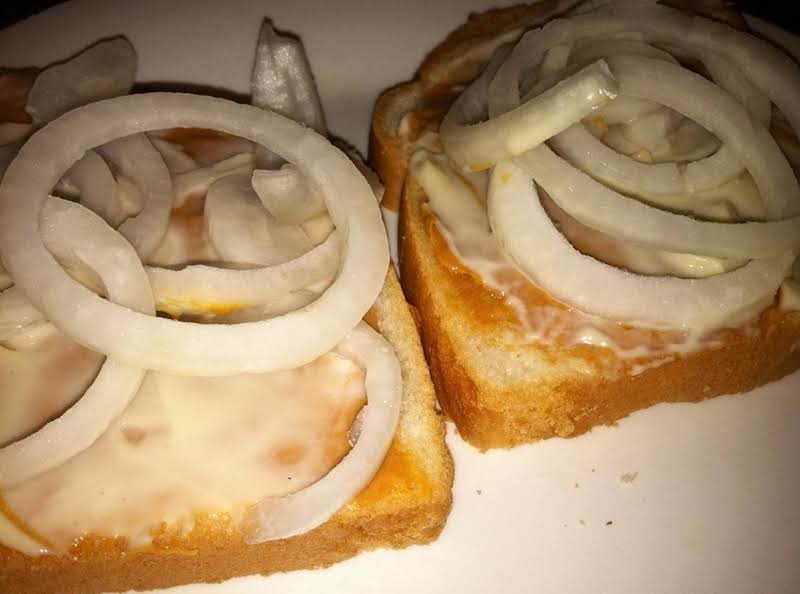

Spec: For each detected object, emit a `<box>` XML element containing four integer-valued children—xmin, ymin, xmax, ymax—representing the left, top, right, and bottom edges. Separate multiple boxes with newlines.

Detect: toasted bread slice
<box><xmin>0</xmin><ymin>268</ymin><xmax>454</xmax><ymax>594</ymax></box>
<box><xmin>370</xmin><ymin>1</ymin><xmax>800</xmax><ymax>450</ymax></box>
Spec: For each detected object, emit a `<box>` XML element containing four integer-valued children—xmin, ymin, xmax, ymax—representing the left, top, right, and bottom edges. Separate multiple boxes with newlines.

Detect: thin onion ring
<box><xmin>515</xmin><ymin>55</ymin><xmax>800</xmax><ymax>258</ymax></box>
<box><xmin>487</xmin><ymin>160</ymin><xmax>792</xmax><ymax>331</ymax></box>
<box><xmin>146</xmin><ymin>232</ymin><xmax>340</xmax><ymax>315</ymax></box>
<box><xmin>0</xmin><ymin>198</ymin><xmax>151</xmax><ymax>488</ymax></box>
<box><xmin>0</xmin><ymin>93</ymin><xmax>387</xmax><ymax>376</ymax></box>
<box><xmin>242</xmin><ymin>321</ymin><xmax>401</xmax><ymax>542</ymax></box>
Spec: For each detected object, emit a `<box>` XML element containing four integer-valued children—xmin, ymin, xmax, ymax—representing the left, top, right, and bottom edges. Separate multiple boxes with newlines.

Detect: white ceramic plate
<box><xmin>2</xmin><ymin>2</ymin><xmax>799</xmax><ymax>593</ymax></box>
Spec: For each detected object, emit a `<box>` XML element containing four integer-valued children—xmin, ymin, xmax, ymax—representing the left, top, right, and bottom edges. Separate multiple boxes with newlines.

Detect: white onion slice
<box><xmin>608</xmin><ymin>54</ymin><xmax>798</xmax><ymax>218</ymax></box>
<box><xmin>593</xmin><ymin>95</ymin><xmax>660</xmax><ymax>125</ymax></box>
<box><xmin>0</xmin><ymin>198</ymin><xmax>151</xmax><ymax>488</ymax></box>
<box><xmin>242</xmin><ymin>321</ymin><xmax>401</xmax><ymax>542</ymax></box>
<box><xmin>26</xmin><ymin>37</ymin><xmax>136</xmax><ymax>123</ymax></box>
<box><xmin>205</xmin><ymin>173</ymin><xmax>314</xmax><ymax>266</ymax></box>
<box><xmin>172</xmin><ymin>151</ymin><xmax>254</xmax><ymax>207</ymax></box>
<box><xmin>570</xmin><ymin>36</ymin><xmax>678</xmax><ymax>66</ymax></box>
<box><xmin>149</xmin><ymin>136</ymin><xmax>198</xmax><ymax>174</ymax></box>
<box><xmin>519</xmin><ymin>145</ymin><xmax>800</xmax><ymax>259</ymax></box>
<box><xmin>550</xmin><ymin>123</ymin><xmax>683</xmax><ymax>196</ymax></box>
<box><xmin>542</xmin><ymin>194</ymin><xmax>746</xmax><ymax>279</ymax></box>
<box><xmin>487</xmin><ymin>1</ymin><xmax>800</xmax><ymax>138</ymax></box>
<box><xmin>702</xmin><ymin>52</ymin><xmax>771</xmax><ymax>126</ymax></box>
<box><xmin>441</xmin><ymin>60</ymin><xmax>618</xmax><ymax>171</ymax></box>
<box><xmin>251</xmin><ymin>20</ymin><xmax>327</xmax><ymax>135</ymax></box>
<box><xmin>251</xmin><ymin>20</ymin><xmax>327</xmax><ymax>168</ymax></box>
<box><xmin>620</xmin><ymin>107</ymin><xmax>682</xmax><ymax>153</ymax></box>
<box><xmin>62</xmin><ymin>149</ymin><xmax>127</xmax><ymax>227</ymax></box>
<box><xmin>252</xmin><ymin>165</ymin><xmax>326</xmax><ymax>225</ymax></box>
<box><xmin>0</xmin><ymin>93</ymin><xmax>387</xmax><ymax>376</ymax></box>
<box><xmin>488</xmin><ymin>161</ymin><xmax>792</xmax><ymax>331</ymax></box>
<box><xmin>517</xmin><ymin>55</ymin><xmax>800</xmax><ymax>258</ymax></box>
<box><xmin>94</xmin><ymin>133</ymin><xmax>173</xmax><ymax>259</ymax></box>
<box><xmin>146</xmin><ymin>232</ymin><xmax>340</xmax><ymax>315</ymax></box>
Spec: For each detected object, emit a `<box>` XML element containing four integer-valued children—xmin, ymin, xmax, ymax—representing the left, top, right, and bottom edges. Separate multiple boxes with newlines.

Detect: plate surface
<box><xmin>1</xmin><ymin>2</ymin><xmax>799</xmax><ymax>593</ymax></box>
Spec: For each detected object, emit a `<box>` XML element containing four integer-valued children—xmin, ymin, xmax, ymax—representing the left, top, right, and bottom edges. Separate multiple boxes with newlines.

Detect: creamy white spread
<box><xmin>1</xmin><ymin>329</ymin><xmax>365</xmax><ymax>551</ymax></box>
<box><xmin>0</xmin><ymin>134</ymin><xmax>363</xmax><ymax>553</ymax></box>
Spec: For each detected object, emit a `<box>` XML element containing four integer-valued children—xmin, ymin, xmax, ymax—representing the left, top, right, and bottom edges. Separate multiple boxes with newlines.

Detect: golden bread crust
<box><xmin>0</xmin><ymin>269</ymin><xmax>454</xmax><ymax>593</ymax></box>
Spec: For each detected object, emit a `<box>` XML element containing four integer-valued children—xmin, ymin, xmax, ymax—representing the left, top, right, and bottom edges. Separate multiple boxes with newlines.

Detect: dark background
<box><xmin>0</xmin><ymin>0</ymin><xmax>798</xmax><ymax>33</ymax></box>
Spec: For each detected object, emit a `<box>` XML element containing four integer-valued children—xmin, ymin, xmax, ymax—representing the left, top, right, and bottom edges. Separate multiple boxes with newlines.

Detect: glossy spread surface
<box><xmin>2</xmin><ymin>331</ymin><xmax>365</xmax><ymax>551</ymax></box>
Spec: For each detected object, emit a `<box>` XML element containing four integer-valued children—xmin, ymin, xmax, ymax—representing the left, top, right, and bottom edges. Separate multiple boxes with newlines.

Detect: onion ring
<box><xmin>441</xmin><ymin>60</ymin><xmax>618</xmax><ymax>171</ymax></box>
<box><xmin>146</xmin><ymin>232</ymin><xmax>340</xmax><ymax>316</ymax></box>
<box><xmin>0</xmin><ymin>198</ymin><xmax>151</xmax><ymax>488</ymax></box>
<box><xmin>204</xmin><ymin>173</ymin><xmax>314</xmax><ymax>266</ymax></box>
<box><xmin>63</xmin><ymin>149</ymin><xmax>124</xmax><ymax>226</ymax></box>
<box><xmin>94</xmin><ymin>133</ymin><xmax>173</xmax><ymax>259</ymax></box>
<box><xmin>0</xmin><ymin>93</ymin><xmax>387</xmax><ymax>376</ymax></box>
<box><xmin>251</xmin><ymin>20</ymin><xmax>327</xmax><ymax>169</ymax></box>
<box><xmin>242</xmin><ymin>321</ymin><xmax>401</xmax><ymax>542</ymax></box>
<box><xmin>488</xmin><ymin>160</ymin><xmax>792</xmax><ymax>331</ymax></box>
<box><xmin>171</xmin><ymin>152</ymin><xmax>254</xmax><ymax>208</ymax></box>
<box><xmin>514</xmin><ymin>55</ymin><xmax>800</xmax><ymax>258</ymax></box>
<box><xmin>252</xmin><ymin>166</ymin><xmax>326</xmax><ymax>225</ymax></box>
<box><xmin>26</xmin><ymin>37</ymin><xmax>136</xmax><ymax>124</ymax></box>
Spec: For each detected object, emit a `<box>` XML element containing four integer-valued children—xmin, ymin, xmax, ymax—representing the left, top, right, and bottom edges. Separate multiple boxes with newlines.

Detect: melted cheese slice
<box><xmin>2</xmin><ymin>330</ymin><xmax>365</xmax><ymax>551</ymax></box>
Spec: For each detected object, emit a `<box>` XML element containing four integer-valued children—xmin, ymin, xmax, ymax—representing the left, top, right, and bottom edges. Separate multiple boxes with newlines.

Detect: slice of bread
<box><xmin>370</xmin><ymin>1</ymin><xmax>800</xmax><ymax>450</ymax></box>
<box><xmin>0</xmin><ymin>268</ymin><xmax>454</xmax><ymax>594</ymax></box>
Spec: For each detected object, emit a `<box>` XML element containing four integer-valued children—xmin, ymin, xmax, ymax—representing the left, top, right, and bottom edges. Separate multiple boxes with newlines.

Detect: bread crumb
<box><xmin>619</xmin><ymin>472</ymin><xmax>638</xmax><ymax>484</ymax></box>
<box><xmin>605</xmin><ymin>521</ymin><xmax>613</xmax><ymax>526</ymax></box>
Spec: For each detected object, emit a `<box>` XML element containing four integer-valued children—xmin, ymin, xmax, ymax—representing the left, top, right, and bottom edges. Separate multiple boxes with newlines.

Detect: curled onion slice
<box><xmin>62</xmin><ymin>149</ymin><xmax>129</xmax><ymax>227</ymax></box>
<box><xmin>149</xmin><ymin>136</ymin><xmax>198</xmax><ymax>174</ymax></box>
<box><xmin>0</xmin><ymin>93</ymin><xmax>387</xmax><ymax>376</ymax></box>
<box><xmin>519</xmin><ymin>144</ymin><xmax>800</xmax><ymax>259</ymax></box>
<box><xmin>488</xmin><ymin>160</ymin><xmax>792</xmax><ymax>331</ymax></box>
<box><xmin>172</xmin><ymin>151</ymin><xmax>254</xmax><ymax>207</ymax></box>
<box><xmin>607</xmin><ymin>54</ymin><xmax>799</xmax><ymax>218</ymax></box>
<box><xmin>242</xmin><ymin>321</ymin><xmax>401</xmax><ymax>542</ymax></box>
<box><xmin>516</xmin><ymin>55</ymin><xmax>800</xmax><ymax>258</ymax></box>
<box><xmin>252</xmin><ymin>165</ymin><xmax>326</xmax><ymax>225</ymax></box>
<box><xmin>26</xmin><ymin>37</ymin><xmax>136</xmax><ymax>123</ymax></box>
<box><xmin>487</xmin><ymin>1</ymin><xmax>800</xmax><ymax>137</ymax></box>
<box><xmin>251</xmin><ymin>20</ymin><xmax>327</xmax><ymax>135</ymax></box>
<box><xmin>0</xmin><ymin>198</ymin><xmax>151</xmax><ymax>488</ymax></box>
<box><xmin>93</xmin><ymin>133</ymin><xmax>173</xmax><ymax>259</ymax></box>
<box><xmin>204</xmin><ymin>173</ymin><xmax>314</xmax><ymax>266</ymax></box>
<box><xmin>146</xmin><ymin>232</ymin><xmax>340</xmax><ymax>315</ymax></box>
<box><xmin>251</xmin><ymin>20</ymin><xmax>327</xmax><ymax>168</ymax></box>
<box><xmin>441</xmin><ymin>60</ymin><xmax>618</xmax><ymax>171</ymax></box>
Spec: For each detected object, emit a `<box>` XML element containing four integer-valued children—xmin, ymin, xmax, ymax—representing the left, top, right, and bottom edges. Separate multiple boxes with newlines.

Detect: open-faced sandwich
<box><xmin>0</xmin><ymin>21</ymin><xmax>452</xmax><ymax>594</ymax></box>
<box><xmin>371</xmin><ymin>0</ymin><xmax>800</xmax><ymax>449</ymax></box>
